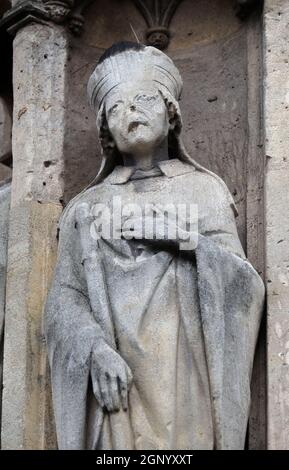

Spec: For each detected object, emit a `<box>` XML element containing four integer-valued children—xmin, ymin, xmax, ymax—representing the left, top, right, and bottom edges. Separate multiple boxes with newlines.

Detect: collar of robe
<box><xmin>107</xmin><ymin>158</ymin><xmax>194</xmax><ymax>185</ymax></box>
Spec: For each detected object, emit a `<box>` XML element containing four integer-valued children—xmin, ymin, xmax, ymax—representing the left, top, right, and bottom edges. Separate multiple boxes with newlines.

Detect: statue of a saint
<box><xmin>45</xmin><ymin>42</ymin><xmax>264</xmax><ymax>450</ymax></box>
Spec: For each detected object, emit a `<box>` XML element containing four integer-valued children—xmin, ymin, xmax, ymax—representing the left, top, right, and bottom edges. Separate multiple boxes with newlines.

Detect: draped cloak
<box><xmin>44</xmin><ymin>158</ymin><xmax>264</xmax><ymax>450</ymax></box>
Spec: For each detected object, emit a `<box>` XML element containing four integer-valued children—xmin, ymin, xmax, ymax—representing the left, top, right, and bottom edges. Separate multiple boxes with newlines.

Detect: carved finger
<box><xmin>91</xmin><ymin>372</ymin><xmax>104</xmax><ymax>408</ymax></box>
<box><xmin>118</xmin><ymin>377</ymin><xmax>128</xmax><ymax>411</ymax></box>
<box><xmin>99</xmin><ymin>374</ymin><xmax>113</xmax><ymax>412</ymax></box>
<box><xmin>126</xmin><ymin>366</ymin><xmax>133</xmax><ymax>387</ymax></box>
<box><xmin>109</xmin><ymin>377</ymin><xmax>121</xmax><ymax>412</ymax></box>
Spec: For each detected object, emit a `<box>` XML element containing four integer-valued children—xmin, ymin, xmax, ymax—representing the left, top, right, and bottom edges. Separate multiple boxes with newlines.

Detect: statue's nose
<box><xmin>130</xmin><ymin>104</ymin><xmax>136</xmax><ymax>112</ymax></box>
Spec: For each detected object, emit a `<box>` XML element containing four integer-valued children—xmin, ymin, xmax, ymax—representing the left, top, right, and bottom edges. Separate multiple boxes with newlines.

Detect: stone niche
<box><xmin>59</xmin><ymin>0</ymin><xmax>264</xmax><ymax>449</ymax></box>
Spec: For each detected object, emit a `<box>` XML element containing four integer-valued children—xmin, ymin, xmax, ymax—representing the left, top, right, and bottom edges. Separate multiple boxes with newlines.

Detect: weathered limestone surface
<box><xmin>1</xmin><ymin>23</ymin><xmax>68</xmax><ymax>449</ymax></box>
<box><xmin>0</xmin><ymin>182</ymin><xmax>10</xmax><ymax>444</ymax></box>
<box><xmin>8</xmin><ymin>25</ymin><xmax>66</xmax><ymax>205</ymax></box>
<box><xmin>245</xmin><ymin>14</ymin><xmax>266</xmax><ymax>450</ymax></box>
<box><xmin>264</xmin><ymin>0</ymin><xmax>289</xmax><ymax>450</ymax></box>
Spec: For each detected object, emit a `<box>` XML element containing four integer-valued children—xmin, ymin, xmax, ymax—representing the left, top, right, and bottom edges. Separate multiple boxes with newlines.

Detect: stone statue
<box><xmin>44</xmin><ymin>42</ymin><xmax>265</xmax><ymax>450</ymax></box>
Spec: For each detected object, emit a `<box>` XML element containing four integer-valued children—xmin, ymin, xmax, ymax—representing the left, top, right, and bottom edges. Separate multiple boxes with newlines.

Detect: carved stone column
<box><xmin>264</xmin><ymin>0</ymin><xmax>289</xmax><ymax>450</ymax></box>
<box><xmin>0</xmin><ymin>182</ymin><xmax>10</xmax><ymax>447</ymax></box>
<box><xmin>0</xmin><ymin>1</ymin><xmax>72</xmax><ymax>449</ymax></box>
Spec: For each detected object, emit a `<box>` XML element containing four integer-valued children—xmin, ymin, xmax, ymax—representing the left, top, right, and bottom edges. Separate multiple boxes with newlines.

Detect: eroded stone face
<box><xmin>105</xmin><ymin>84</ymin><xmax>170</xmax><ymax>157</ymax></box>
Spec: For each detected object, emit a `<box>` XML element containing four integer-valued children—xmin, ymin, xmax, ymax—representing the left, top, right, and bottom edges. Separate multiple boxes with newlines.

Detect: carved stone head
<box><xmin>87</xmin><ymin>42</ymin><xmax>184</xmax><ymax>179</ymax></box>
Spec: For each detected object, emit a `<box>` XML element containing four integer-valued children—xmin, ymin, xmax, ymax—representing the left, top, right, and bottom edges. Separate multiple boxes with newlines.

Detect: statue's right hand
<box><xmin>90</xmin><ymin>340</ymin><xmax>133</xmax><ymax>413</ymax></box>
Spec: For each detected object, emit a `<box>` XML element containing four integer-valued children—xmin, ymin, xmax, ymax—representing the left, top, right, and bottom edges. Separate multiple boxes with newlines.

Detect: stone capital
<box><xmin>0</xmin><ymin>0</ymin><xmax>91</xmax><ymax>36</ymax></box>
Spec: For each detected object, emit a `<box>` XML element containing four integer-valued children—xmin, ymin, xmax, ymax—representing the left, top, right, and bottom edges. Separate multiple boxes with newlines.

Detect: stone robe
<box><xmin>44</xmin><ymin>158</ymin><xmax>264</xmax><ymax>450</ymax></box>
